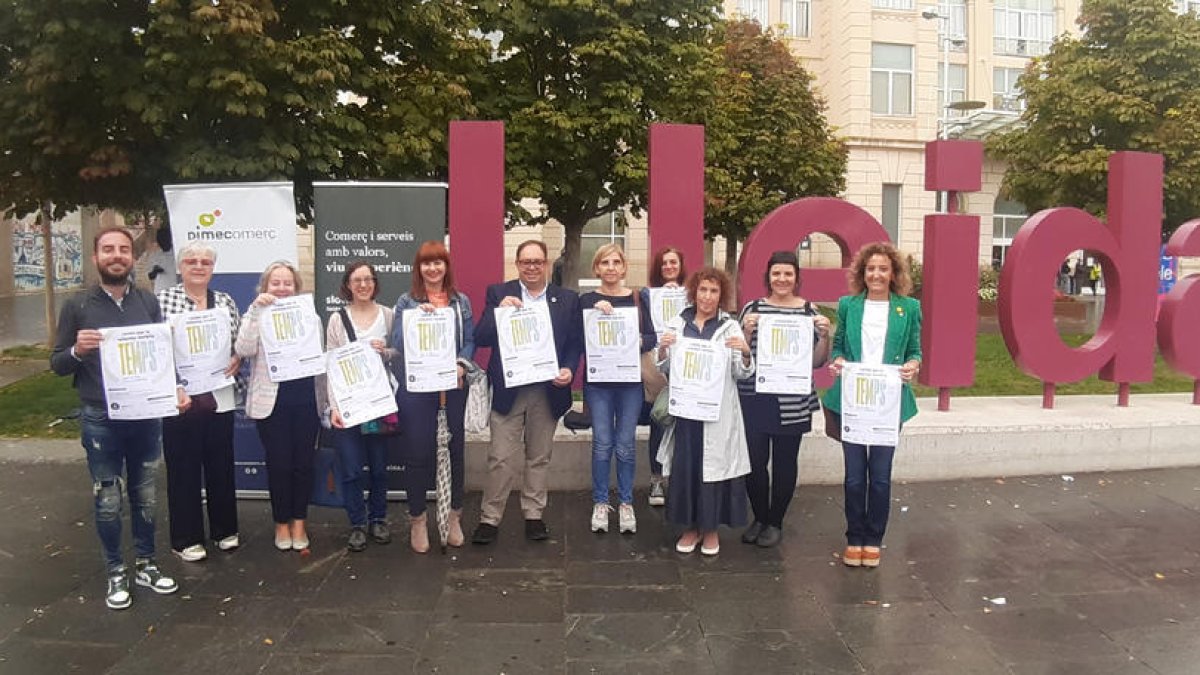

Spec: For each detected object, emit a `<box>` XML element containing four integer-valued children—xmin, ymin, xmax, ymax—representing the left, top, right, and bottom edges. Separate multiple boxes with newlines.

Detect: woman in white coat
<box><xmin>656</xmin><ymin>267</ymin><xmax>754</xmax><ymax>556</ymax></box>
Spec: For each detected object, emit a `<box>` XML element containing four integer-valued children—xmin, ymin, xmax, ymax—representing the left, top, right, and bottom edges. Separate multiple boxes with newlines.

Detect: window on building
<box><xmin>882</xmin><ymin>184</ymin><xmax>902</xmax><ymax>243</ymax></box>
<box><xmin>939</xmin><ymin>0</ymin><xmax>968</xmax><ymax>48</ymax></box>
<box><xmin>937</xmin><ymin>64</ymin><xmax>968</xmax><ymax>117</ymax></box>
<box><xmin>737</xmin><ymin>0</ymin><xmax>769</xmax><ymax>24</ymax></box>
<box><xmin>874</xmin><ymin>0</ymin><xmax>914</xmax><ymax>9</ymax></box>
<box><xmin>574</xmin><ymin>211</ymin><xmax>627</xmax><ymax>287</ymax></box>
<box><xmin>992</xmin><ymin>67</ymin><xmax>1026</xmax><ymax>111</ymax></box>
<box><xmin>993</xmin><ymin>0</ymin><xmax>1055</xmax><ymax>57</ymax></box>
<box><xmin>871</xmin><ymin>43</ymin><xmax>914</xmax><ymax>116</ymax></box>
<box><xmin>992</xmin><ymin>197</ymin><xmax>1027</xmax><ymax>268</ymax></box>
<box><xmin>781</xmin><ymin>0</ymin><xmax>811</xmax><ymax>37</ymax></box>
<box><xmin>1176</xmin><ymin>0</ymin><xmax>1200</xmax><ymax>14</ymax></box>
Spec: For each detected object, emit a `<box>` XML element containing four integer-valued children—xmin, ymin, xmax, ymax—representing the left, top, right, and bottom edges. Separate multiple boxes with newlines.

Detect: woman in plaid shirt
<box><xmin>157</xmin><ymin>241</ymin><xmax>243</xmax><ymax>562</ymax></box>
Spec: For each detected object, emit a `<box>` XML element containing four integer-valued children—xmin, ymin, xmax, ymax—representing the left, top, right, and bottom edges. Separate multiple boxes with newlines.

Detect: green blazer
<box><xmin>821</xmin><ymin>292</ymin><xmax>923</xmax><ymax>424</ymax></box>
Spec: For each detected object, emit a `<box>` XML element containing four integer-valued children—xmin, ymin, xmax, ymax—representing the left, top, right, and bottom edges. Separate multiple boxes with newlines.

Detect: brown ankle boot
<box><xmin>409</xmin><ymin>513</ymin><xmax>430</xmax><ymax>554</ymax></box>
<box><xmin>447</xmin><ymin>509</ymin><xmax>464</xmax><ymax>547</ymax></box>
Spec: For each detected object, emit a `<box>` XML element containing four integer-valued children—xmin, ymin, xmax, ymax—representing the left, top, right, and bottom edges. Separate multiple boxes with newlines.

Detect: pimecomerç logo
<box><xmin>188</xmin><ymin>207</ymin><xmax>279</xmax><ymax>242</ymax></box>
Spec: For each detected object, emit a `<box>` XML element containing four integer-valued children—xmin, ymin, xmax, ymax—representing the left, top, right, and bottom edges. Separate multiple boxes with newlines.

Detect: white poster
<box><xmin>402</xmin><ymin>308</ymin><xmax>458</xmax><ymax>392</ymax></box>
<box><xmin>326</xmin><ymin>341</ymin><xmax>398</xmax><ymax>427</ymax></box>
<box><xmin>840</xmin><ymin>363</ymin><xmax>902</xmax><ymax>446</ymax></box>
<box><xmin>667</xmin><ymin>337</ymin><xmax>726</xmax><ymax>422</ymax></box>
<box><xmin>99</xmin><ymin>323</ymin><xmax>179</xmax><ymax>420</ymax></box>
<box><xmin>170</xmin><ymin>309</ymin><xmax>234</xmax><ymax>396</ymax></box>
<box><xmin>648</xmin><ymin>287</ymin><xmax>688</xmax><ymax>336</ymax></box>
<box><xmin>754</xmin><ymin>314</ymin><xmax>814</xmax><ymax>395</ymax></box>
<box><xmin>583</xmin><ymin>307</ymin><xmax>641</xmax><ymax>383</ymax></box>
<box><xmin>495</xmin><ymin>304</ymin><xmax>558</xmax><ymax>388</ymax></box>
<box><xmin>163</xmin><ymin>182</ymin><xmax>298</xmax><ymax>274</ymax></box>
<box><xmin>260</xmin><ymin>294</ymin><xmax>326</xmax><ymax>382</ymax></box>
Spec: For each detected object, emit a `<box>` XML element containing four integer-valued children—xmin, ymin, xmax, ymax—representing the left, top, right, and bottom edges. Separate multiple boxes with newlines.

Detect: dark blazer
<box><xmin>474</xmin><ymin>280</ymin><xmax>583</xmax><ymax>419</ymax></box>
<box><xmin>821</xmin><ymin>292</ymin><xmax>923</xmax><ymax>423</ymax></box>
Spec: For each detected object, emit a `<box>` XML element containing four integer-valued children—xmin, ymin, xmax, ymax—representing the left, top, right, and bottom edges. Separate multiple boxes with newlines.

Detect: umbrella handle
<box><xmin>439</xmin><ymin>391</ymin><xmax>447</xmax><ymax>408</ymax></box>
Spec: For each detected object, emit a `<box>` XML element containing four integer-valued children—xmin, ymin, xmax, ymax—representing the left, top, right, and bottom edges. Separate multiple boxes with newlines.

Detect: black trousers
<box><xmin>745</xmin><ymin>430</ymin><xmax>803</xmax><ymax>528</ymax></box>
<box><xmin>255</xmin><ymin>400</ymin><xmax>319</xmax><ymax>524</ymax></box>
<box><xmin>162</xmin><ymin>404</ymin><xmax>239</xmax><ymax>550</ymax></box>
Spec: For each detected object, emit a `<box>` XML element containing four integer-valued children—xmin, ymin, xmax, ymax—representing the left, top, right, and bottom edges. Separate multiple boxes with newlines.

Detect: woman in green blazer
<box><xmin>821</xmin><ymin>243</ymin><xmax>922</xmax><ymax>569</ymax></box>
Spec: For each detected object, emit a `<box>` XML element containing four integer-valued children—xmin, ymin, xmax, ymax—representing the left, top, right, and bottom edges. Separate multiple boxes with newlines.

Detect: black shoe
<box><xmin>524</xmin><ymin>519</ymin><xmax>549</xmax><ymax>541</ymax></box>
<box><xmin>741</xmin><ymin>521</ymin><xmax>765</xmax><ymax>544</ymax></box>
<box><xmin>472</xmin><ymin>523</ymin><xmax>499</xmax><ymax>545</ymax></box>
<box><xmin>368</xmin><ymin>521</ymin><xmax>391</xmax><ymax>545</ymax></box>
<box><xmin>347</xmin><ymin>527</ymin><xmax>367</xmax><ymax>552</ymax></box>
<box><xmin>756</xmin><ymin>525</ymin><xmax>782</xmax><ymax>548</ymax></box>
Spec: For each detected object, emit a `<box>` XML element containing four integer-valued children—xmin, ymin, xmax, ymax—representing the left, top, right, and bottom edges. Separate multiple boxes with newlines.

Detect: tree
<box><xmin>988</xmin><ymin>0</ymin><xmax>1200</xmax><ymax>235</ymax></box>
<box><xmin>470</xmin><ymin>0</ymin><xmax>722</xmax><ymax>288</ymax></box>
<box><xmin>140</xmin><ymin>0</ymin><xmax>484</xmax><ymax>215</ymax></box>
<box><xmin>701</xmin><ymin>19</ymin><xmax>846</xmax><ymax>275</ymax></box>
<box><xmin>0</xmin><ymin>0</ymin><xmax>484</xmax><ymax>219</ymax></box>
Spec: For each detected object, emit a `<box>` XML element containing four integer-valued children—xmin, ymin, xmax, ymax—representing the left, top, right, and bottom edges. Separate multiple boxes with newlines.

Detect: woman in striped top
<box><xmin>737</xmin><ymin>250</ymin><xmax>831</xmax><ymax>547</ymax></box>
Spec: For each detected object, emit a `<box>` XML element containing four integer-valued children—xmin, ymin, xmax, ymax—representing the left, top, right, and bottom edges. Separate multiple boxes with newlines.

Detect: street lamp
<box><xmin>921</xmin><ymin>6</ymin><xmax>952</xmax><ymax>140</ymax></box>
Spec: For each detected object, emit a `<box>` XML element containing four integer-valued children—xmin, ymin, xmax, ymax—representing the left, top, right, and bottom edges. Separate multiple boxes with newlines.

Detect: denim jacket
<box><xmin>390</xmin><ymin>292</ymin><xmax>475</xmax><ymax>384</ymax></box>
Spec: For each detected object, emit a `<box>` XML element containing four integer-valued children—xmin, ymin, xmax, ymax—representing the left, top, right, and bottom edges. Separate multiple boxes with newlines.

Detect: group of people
<box><xmin>52</xmin><ymin>226</ymin><xmax>922</xmax><ymax>612</ymax></box>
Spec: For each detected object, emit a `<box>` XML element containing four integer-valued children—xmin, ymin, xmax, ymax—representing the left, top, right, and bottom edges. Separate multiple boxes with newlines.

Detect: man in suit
<box><xmin>471</xmin><ymin>240</ymin><xmax>582</xmax><ymax>544</ymax></box>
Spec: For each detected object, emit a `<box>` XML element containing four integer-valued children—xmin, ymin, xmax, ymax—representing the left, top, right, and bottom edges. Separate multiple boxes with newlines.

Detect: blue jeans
<box><xmin>842</xmin><ymin>442</ymin><xmax>896</xmax><ymax>547</ymax></box>
<box><xmin>586</xmin><ymin>383</ymin><xmax>642</xmax><ymax>505</ymax></box>
<box><xmin>333</xmin><ymin>429</ymin><xmax>389</xmax><ymax>527</ymax></box>
<box><xmin>81</xmin><ymin>405</ymin><xmax>162</xmax><ymax>573</ymax></box>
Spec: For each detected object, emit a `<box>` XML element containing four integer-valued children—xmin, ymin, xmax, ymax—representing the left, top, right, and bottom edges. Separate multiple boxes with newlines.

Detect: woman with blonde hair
<box><xmin>235</xmin><ymin>261</ymin><xmax>321</xmax><ymax>552</ymax></box>
<box><xmin>581</xmin><ymin>243</ymin><xmax>655</xmax><ymax>534</ymax></box>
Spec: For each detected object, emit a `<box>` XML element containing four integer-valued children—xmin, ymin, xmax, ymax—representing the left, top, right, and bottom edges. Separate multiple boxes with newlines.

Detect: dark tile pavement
<box><xmin>3</xmin><ymin>458</ymin><xmax>1200</xmax><ymax>674</ymax></box>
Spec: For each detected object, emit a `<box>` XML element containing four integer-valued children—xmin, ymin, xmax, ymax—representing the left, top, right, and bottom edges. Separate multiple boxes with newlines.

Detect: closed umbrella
<box><xmin>435</xmin><ymin>390</ymin><xmax>452</xmax><ymax>553</ymax></box>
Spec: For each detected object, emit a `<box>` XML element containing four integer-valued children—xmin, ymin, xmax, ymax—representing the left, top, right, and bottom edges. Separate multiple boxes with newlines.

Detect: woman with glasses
<box><xmin>235</xmin><ymin>261</ymin><xmax>321</xmax><ymax>552</ymax></box>
<box><xmin>157</xmin><ymin>242</ymin><xmax>241</xmax><ymax>562</ymax></box>
<box><xmin>324</xmin><ymin>261</ymin><xmax>397</xmax><ymax>552</ymax></box>
<box><xmin>391</xmin><ymin>241</ymin><xmax>475</xmax><ymax>553</ymax></box>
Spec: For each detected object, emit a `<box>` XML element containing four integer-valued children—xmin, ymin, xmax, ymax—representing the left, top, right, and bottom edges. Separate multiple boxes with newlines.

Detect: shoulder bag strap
<box><xmin>338</xmin><ymin>307</ymin><xmax>357</xmax><ymax>343</ymax></box>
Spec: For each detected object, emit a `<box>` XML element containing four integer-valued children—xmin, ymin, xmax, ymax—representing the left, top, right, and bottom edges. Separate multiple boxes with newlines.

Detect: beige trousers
<box><xmin>479</xmin><ymin>386</ymin><xmax>557</xmax><ymax>526</ymax></box>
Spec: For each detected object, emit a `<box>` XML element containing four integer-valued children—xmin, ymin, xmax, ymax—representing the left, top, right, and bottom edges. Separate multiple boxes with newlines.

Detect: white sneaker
<box><xmin>172</xmin><ymin>544</ymin><xmax>207</xmax><ymax>562</ymax></box>
<box><xmin>216</xmin><ymin>534</ymin><xmax>240</xmax><ymax>551</ymax></box>
<box><xmin>590</xmin><ymin>503</ymin><xmax>612</xmax><ymax>532</ymax></box>
<box><xmin>618</xmin><ymin>503</ymin><xmax>637</xmax><ymax>534</ymax></box>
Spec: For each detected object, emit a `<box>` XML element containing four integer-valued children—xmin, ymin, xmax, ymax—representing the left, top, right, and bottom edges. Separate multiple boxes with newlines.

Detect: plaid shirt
<box><xmin>157</xmin><ymin>284</ymin><xmax>245</xmax><ymax>401</ymax></box>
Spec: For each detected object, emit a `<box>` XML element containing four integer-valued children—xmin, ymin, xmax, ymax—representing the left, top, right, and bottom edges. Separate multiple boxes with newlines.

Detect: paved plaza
<box><xmin>2</xmin><ymin>453</ymin><xmax>1200</xmax><ymax>674</ymax></box>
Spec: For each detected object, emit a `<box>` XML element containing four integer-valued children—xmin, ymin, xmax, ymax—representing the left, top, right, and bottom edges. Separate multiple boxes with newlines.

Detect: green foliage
<box><xmin>988</xmin><ymin>0</ymin><xmax>1200</xmax><ymax>235</ymax></box>
<box><xmin>907</xmin><ymin>255</ymin><xmax>923</xmax><ymax>295</ymax></box>
<box><xmin>702</xmin><ymin>20</ymin><xmax>846</xmax><ymax>263</ymax></box>
<box><xmin>469</xmin><ymin>0</ymin><xmax>723</xmax><ymax>287</ymax></box>
<box><xmin>978</xmin><ymin>265</ymin><xmax>999</xmax><ymax>301</ymax></box>
<box><xmin>0</xmin><ymin>0</ymin><xmax>160</xmax><ymax>217</ymax></box>
<box><xmin>909</xmin><ymin>334</ymin><xmax>1195</xmax><ymax>397</ymax></box>
<box><xmin>0</xmin><ymin>370</ymin><xmax>81</xmax><ymax>439</ymax></box>
<box><xmin>0</xmin><ymin>0</ymin><xmax>483</xmax><ymax>218</ymax></box>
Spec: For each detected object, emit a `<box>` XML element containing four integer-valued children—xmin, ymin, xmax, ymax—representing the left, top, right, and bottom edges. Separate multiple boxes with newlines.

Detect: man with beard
<box><xmin>51</xmin><ymin>226</ymin><xmax>190</xmax><ymax>610</ymax></box>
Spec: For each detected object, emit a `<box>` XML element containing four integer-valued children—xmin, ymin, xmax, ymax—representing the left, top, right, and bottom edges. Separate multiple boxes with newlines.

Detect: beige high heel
<box><xmin>409</xmin><ymin>513</ymin><xmax>430</xmax><ymax>554</ymax></box>
<box><xmin>447</xmin><ymin>509</ymin><xmax>464</xmax><ymax>547</ymax></box>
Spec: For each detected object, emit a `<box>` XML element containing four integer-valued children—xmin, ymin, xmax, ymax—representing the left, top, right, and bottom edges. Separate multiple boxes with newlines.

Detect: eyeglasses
<box><xmin>181</xmin><ymin>258</ymin><xmax>215</xmax><ymax>267</ymax></box>
<box><xmin>350</xmin><ymin>277</ymin><xmax>376</xmax><ymax>286</ymax></box>
<box><xmin>517</xmin><ymin>259</ymin><xmax>546</xmax><ymax>268</ymax></box>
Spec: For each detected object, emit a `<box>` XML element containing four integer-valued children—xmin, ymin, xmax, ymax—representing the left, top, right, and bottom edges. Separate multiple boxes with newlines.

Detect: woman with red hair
<box><xmin>391</xmin><ymin>241</ymin><xmax>475</xmax><ymax>553</ymax></box>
